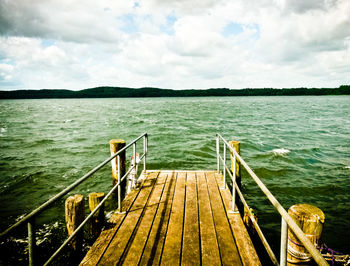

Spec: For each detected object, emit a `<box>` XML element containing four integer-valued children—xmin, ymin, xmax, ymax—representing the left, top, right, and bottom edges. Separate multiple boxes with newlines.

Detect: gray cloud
<box><xmin>0</xmin><ymin>1</ymin><xmax>49</xmax><ymax>37</ymax></box>
<box><xmin>0</xmin><ymin>0</ymin><xmax>349</xmax><ymax>90</ymax></box>
<box><xmin>142</xmin><ymin>0</ymin><xmax>223</xmax><ymax>15</ymax></box>
<box><xmin>0</xmin><ymin>0</ymin><xmax>124</xmax><ymax>43</ymax></box>
<box><xmin>283</xmin><ymin>0</ymin><xmax>327</xmax><ymax>13</ymax></box>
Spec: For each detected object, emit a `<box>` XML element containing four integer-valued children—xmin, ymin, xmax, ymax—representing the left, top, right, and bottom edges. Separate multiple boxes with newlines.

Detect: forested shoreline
<box><xmin>1</xmin><ymin>85</ymin><xmax>349</xmax><ymax>99</ymax></box>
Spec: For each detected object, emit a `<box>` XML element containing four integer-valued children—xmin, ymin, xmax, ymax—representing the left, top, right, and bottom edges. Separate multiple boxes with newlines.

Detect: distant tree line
<box><xmin>0</xmin><ymin>85</ymin><xmax>349</xmax><ymax>99</ymax></box>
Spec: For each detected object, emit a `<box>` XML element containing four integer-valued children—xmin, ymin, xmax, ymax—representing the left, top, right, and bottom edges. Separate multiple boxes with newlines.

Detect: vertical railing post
<box><xmin>132</xmin><ymin>142</ymin><xmax>137</xmax><ymax>188</ymax></box>
<box><xmin>230</xmin><ymin>153</ymin><xmax>238</xmax><ymax>213</ymax></box>
<box><xmin>280</xmin><ymin>217</ymin><xmax>288</xmax><ymax>266</ymax></box>
<box><xmin>216</xmin><ymin>135</ymin><xmax>220</xmax><ymax>173</ymax></box>
<box><xmin>229</xmin><ymin>140</ymin><xmax>242</xmax><ymax>214</ymax></box>
<box><xmin>28</xmin><ymin>219</ymin><xmax>35</xmax><ymax>266</ymax></box>
<box><xmin>222</xmin><ymin>143</ymin><xmax>226</xmax><ymax>188</ymax></box>
<box><xmin>133</xmin><ymin>142</ymin><xmax>136</xmax><ymax>169</ymax></box>
<box><xmin>143</xmin><ymin>134</ymin><xmax>147</xmax><ymax>173</ymax></box>
<box><xmin>229</xmin><ymin>141</ymin><xmax>241</xmax><ymax>191</ymax></box>
<box><xmin>117</xmin><ymin>155</ymin><xmax>122</xmax><ymax>212</ymax></box>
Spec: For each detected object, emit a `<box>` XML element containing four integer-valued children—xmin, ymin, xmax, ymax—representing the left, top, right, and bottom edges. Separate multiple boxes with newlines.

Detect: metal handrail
<box><xmin>216</xmin><ymin>133</ymin><xmax>328</xmax><ymax>266</ymax></box>
<box><xmin>0</xmin><ymin>133</ymin><xmax>148</xmax><ymax>265</ymax></box>
<box><xmin>219</xmin><ymin>155</ymin><xmax>279</xmax><ymax>265</ymax></box>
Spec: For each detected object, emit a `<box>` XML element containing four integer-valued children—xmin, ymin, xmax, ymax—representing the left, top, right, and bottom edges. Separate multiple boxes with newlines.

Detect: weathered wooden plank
<box><xmin>139</xmin><ymin>171</ymin><xmax>177</xmax><ymax>265</ymax></box>
<box><xmin>205</xmin><ymin>171</ymin><xmax>242</xmax><ymax>265</ymax></box>
<box><xmin>160</xmin><ymin>172</ymin><xmax>186</xmax><ymax>265</ymax></box>
<box><xmin>80</xmin><ymin>172</ymin><xmax>153</xmax><ymax>266</ymax></box>
<box><xmin>80</xmin><ymin>222</ymin><xmax>120</xmax><ymax>265</ymax></box>
<box><xmin>91</xmin><ymin>172</ymin><xmax>158</xmax><ymax>265</ymax></box>
<box><xmin>82</xmin><ymin>170</ymin><xmax>260</xmax><ymax>266</ymax></box>
<box><xmin>181</xmin><ymin>172</ymin><xmax>200</xmax><ymax>265</ymax></box>
<box><xmin>81</xmin><ymin>172</ymin><xmax>158</xmax><ymax>265</ymax></box>
<box><xmin>122</xmin><ymin>172</ymin><xmax>168</xmax><ymax>265</ymax></box>
<box><xmin>197</xmin><ymin>171</ymin><xmax>221</xmax><ymax>266</ymax></box>
<box><xmin>215</xmin><ymin>173</ymin><xmax>261</xmax><ymax>266</ymax></box>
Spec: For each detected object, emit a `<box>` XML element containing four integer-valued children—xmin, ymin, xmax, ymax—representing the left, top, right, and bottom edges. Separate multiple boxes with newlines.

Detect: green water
<box><xmin>0</xmin><ymin>96</ymin><xmax>349</xmax><ymax>264</ymax></box>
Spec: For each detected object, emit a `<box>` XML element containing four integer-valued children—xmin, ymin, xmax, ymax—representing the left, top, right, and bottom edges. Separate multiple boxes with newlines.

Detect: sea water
<box><xmin>0</xmin><ymin>96</ymin><xmax>349</xmax><ymax>264</ymax></box>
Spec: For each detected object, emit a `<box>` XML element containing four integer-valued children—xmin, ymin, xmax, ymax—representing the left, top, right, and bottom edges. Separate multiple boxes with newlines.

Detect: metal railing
<box><xmin>0</xmin><ymin>133</ymin><xmax>148</xmax><ymax>266</ymax></box>
<box><xmin>216</xmin><ymin>133</ymin><xmax>328</xmax><ymax>266</ymax></box>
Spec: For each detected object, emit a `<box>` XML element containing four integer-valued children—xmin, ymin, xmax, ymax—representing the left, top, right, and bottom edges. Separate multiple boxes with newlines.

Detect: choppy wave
<box><xmin>30</xmin><ymin>139</ymin><xmax>55</xmax><ymax>147</ymax></box>
<box><xmin>6</xmin><ymin>221</ymin><xmax>62</xmax><ymax>256</ymax></box>
<box><xmin>0</xmin><ymin>96</ymin><xmax>350</xmax><ymax>262</ymax></box>
<box><xmin>0</xmin><ymin>127</ymin><xmax>6</xmax><ymax>137</ymax></box>
<box><xmin>272</xmin><ymin>148</ymin><xmax>290</xmax><ymax>156</ymax></box>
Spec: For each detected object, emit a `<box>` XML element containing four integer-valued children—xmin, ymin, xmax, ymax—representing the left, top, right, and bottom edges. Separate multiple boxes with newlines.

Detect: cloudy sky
<box><xmin>0</xmin><ymin>0</ymin><xmax>349</xmax><ymax>90</ymax></box>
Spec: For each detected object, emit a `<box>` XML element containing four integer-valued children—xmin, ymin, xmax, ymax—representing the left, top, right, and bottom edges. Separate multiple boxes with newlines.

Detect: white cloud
<box><xmin>0</xmin><ymin>0</ymin><xmax>349</xmax><ymax>90</ymax></box>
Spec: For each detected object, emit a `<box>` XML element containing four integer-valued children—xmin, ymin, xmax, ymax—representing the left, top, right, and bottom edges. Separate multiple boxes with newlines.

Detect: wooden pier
<box><xmin>80</xmin><ymin>170</ymin><xmax>260</xmax><ymax>265</ymax></box>
<box><xmin>0</xmin><ymin>133</ymin><xmax>329</xmax><ymax>265</ymax></box>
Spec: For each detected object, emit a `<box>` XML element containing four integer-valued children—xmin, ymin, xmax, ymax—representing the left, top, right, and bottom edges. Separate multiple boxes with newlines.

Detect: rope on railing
<box><xmin>288</xmin><ymin>236</ymin><xmax>350</xmax><ymax>265</ymax></box>
<box><xmin>317</xmin><ymin>243</ymin><xmax>350</xmax><ymax>266</ymax></box>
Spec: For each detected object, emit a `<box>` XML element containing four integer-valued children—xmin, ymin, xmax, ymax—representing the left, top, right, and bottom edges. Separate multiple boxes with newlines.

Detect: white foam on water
<box><xmin>273</xmin><ymin>148</ymin><xmax>291</xmax><ymax>156</ymax></box>
<box><xmin>105</xmin><ymin>211</ymin><xmax>114</xmax><ymax>220</ymax></box>
<box><xmin>345</xmin><ymin>166</ymin><xmax>350</xmax><ymax>169</ymax></box>
<box><xmin>0</xmin><ymin>127</ymin><xmax>6</xmax><ymax>136</ymax></box>
<box><xmin>9</xmin><ymin>221</ymin><xmax>61</xmax><ymax>247</ymax></box>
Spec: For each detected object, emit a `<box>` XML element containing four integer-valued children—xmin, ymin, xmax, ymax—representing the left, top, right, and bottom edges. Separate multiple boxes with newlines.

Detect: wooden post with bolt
<box><xmin>287</xmin><ymin>204</ymin><xmax>325</xmax><ymax>265</ymax></box>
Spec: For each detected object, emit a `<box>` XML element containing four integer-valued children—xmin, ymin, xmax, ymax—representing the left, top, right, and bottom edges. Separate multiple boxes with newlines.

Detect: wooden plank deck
<box><xmin>80</xmin><ymin>170</ymin><xmax>261</xmax><ymax>266</ymax></box>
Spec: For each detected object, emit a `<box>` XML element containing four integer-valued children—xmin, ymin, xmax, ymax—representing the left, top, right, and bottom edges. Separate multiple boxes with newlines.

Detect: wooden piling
<box><xmin>287</xmin><ymin>204</ymin><xmax>325</xmax><ymax>265</ymax></box>
<box><xmin>229</xmin><ymin>140</ymin><xmax>241</xmax><ymax>189</ymax></box>
<box><xmin>109</xmin><ymin>139</ymin><xmax>126</xmax><ymax>186</ymax></box>
<box><xmin>65</xmin><ymin>194</ymin><xmax>85</xmax><ymax>251</ymax></box>
<box><xmin>89</xmin><ymin>192</ymin><xmax>105</xmax><ymax>240</ymax></box>
<box><xmin>243</xmin><ymin>207</ymin><xmax>258</xmax><ymax>236</ymax></box>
